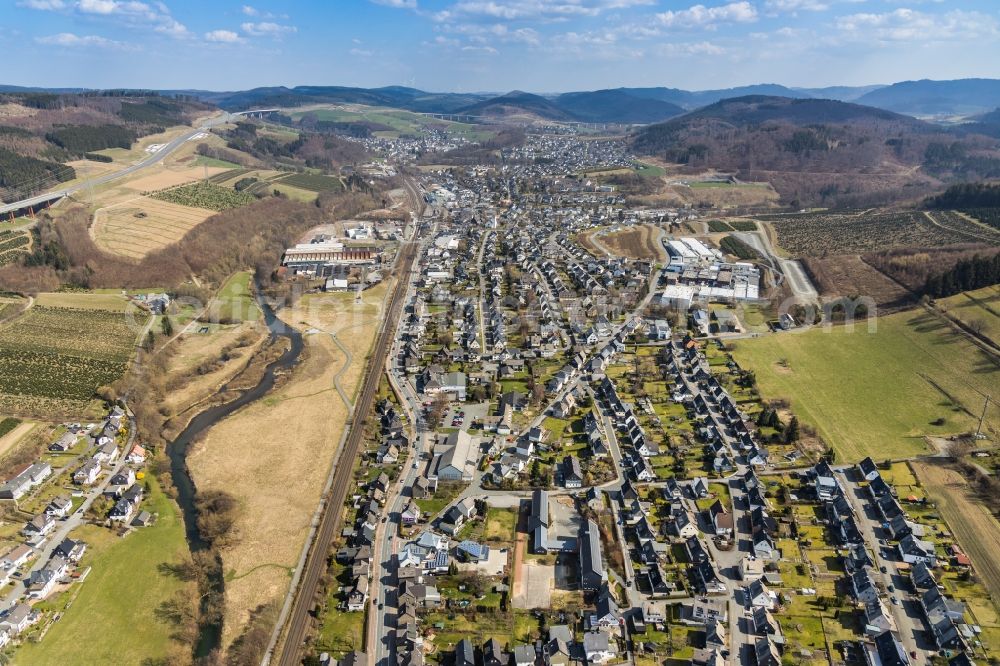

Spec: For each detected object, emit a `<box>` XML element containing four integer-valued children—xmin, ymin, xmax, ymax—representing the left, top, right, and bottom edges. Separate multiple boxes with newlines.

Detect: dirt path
<box><xmin>511</xmin><ymin>502</ymin><xmax>528</xmax><ymax>607</ymax></box>
<box><xmin>912</xmin><ymin>461</ymin><xmax>1000</xmax><ymax>610</ymax></box>
<box><xmin>0</xmin><ymin>422</ymin><xmax>35</xmax><ymax>458</ymax></box>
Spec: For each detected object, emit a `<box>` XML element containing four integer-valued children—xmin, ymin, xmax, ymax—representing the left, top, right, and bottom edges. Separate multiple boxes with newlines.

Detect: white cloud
<box><xmin>241</xmin><ymin>21</ymin><xmax>296</xmax><ymax>37</ymax></box>
<box><xmin>350</xmin><ymin>47</ymin><xmax>374</xmax><ymax>56</ymax></box>
<box><xmin>204</xmin><ymin>29</ymin><xmax>243</xmax><ymax>43</ymax></box>
<box><xmin>656</xmin><ymin>1</ymin><xmax>758</xmax><ymax>29</ymax></box>
<box><xmin>371</xmin><ymin>0</ymin><xmax>417</xmax><ymax>8</ymax></box>
<box><xmin>77</xmin><ymin>0</ymin><xmax>131</xmax><ymax>14</ymax></box>
<box><xmin>461</xmin><ymin>44</ymin><xmax>498</xmax><ymax>53</ymax></box>
<box><xmin>28</xmin><ymin>0</ymin><xmax>191</xmax><ymax>38</ymax></box>
<box><xmin>17</xmin><ymin>0</ymin><xmax>66</xmax><ymax>9</ymax></box>
<box><xmin>36</xmin><ymin>31</ymin><xmax>129</xmax><ymax>47</ymax></box>
<box><xmin>765</xmin><ymin>0</ymin><xmax>828</xmax><ymax>12</ymax></box>
<box><xmin>440</xmin><ymin>0</ymin><xmax>654</xmax><ymax>22</ymax></box>
<box><xmin>242</xmin><ymin>4</ymin><xmax>258</xmax><ymax>15</ymax></box>
<box><xmin>836</xmin><ymin>8</ymin><xmax>998</xmax><ymax>42</ymax></box>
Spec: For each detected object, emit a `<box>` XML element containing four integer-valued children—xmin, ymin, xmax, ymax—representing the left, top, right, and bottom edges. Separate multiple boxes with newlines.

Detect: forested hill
<box><xmin>0</xmin><ymin>92</ymin><xmax>209</xmax><ymax>202</ymax></box>
<box><xmin>630</xmin><ymin>96</ymin><xmax>1000</xmax><ymax>207</ymax></box>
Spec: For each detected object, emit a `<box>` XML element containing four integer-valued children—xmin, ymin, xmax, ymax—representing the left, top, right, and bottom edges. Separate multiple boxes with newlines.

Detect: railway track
<box><xmin>274</xmin><ymin>241</ymin><xmax>417</xmax><ymax>666</ymax></box>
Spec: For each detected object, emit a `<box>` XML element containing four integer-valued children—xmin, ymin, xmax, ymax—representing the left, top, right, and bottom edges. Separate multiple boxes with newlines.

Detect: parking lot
<box><xmin>548</xmin><ymin>495</ymin><xmax>581</xmax><ymax>552</ymax></box>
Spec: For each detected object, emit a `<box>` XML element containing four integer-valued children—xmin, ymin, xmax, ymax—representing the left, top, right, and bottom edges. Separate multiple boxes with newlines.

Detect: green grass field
<box><xmin>208</xmin><ymin>271</ymin><xmax>260</xmax><ymax>323</ymax></box>
<box><xmin>194</xmin><ymin>155</ymin><xmax>242</xmax><ymax>169</ymax></box>
<box><xmin>730</xmin><ymin>308</ymin><xmax>1000</xmax><ymax>461</ymax></box>
<box><xmin>17</xmin><ymin>478</ymin><xmax>195</xmax><ymax>664</ymax></box>
<box><xmin>938</xmin><ymin>285</ymin><xmax>1000</xmax><ymax>346</ymax></box>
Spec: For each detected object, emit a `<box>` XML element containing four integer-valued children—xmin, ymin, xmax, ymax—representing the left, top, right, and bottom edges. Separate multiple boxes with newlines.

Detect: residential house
<box><xmin>74</xmin><ymin>459</ymin><xmax>101</xmax><ymax>485</ymax></box>
<box><xmin>746</xmin><ymin>580</ymin><xmax>777</xmax><ymax>609</ymax></box>
<box><xmin>45</xmin><ymin>496</ymin><xmax>73</xmax><ymax>518</ymax></box>
<box><xmin>563</xmin><ymin>456</ymin><xmax>583</xmax><ymax>489</ymax></box>
<box><xmin>582</xmin><ymin>631</ymin><xmax>616</xmax><ymax>664</ymax></box>
<box><xmin>23</xmin><ymin>513</ymin><xmax>55</xmax><ymax>538</ymax></box>
<box><xmin>512</xmin><ymin>644</ymin><xmax>535</xmax><ymax>666</ymax></box>
<box><xmin>588</xmin><ymin>584</ymin><xmax>621</xmax><ymax>631</ymax></box>
<box><xmin>898</xmin><ymin>534</ymin><xmax>937</xmax><ymax>566</ymax></box>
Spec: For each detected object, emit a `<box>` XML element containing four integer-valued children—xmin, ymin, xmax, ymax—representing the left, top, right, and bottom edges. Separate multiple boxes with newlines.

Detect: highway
<box><xmin>0</xmin><ymin>110</ymin><xmax>263</xmax><ymax>217</ymax></box>
<box><xmin>273</xmin><ymin>240</ymin><xmax>418</xmax><ymax>666</ymax></box>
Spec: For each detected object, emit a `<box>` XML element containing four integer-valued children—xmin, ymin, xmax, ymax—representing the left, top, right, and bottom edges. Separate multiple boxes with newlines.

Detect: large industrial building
<box><xmin>660</xmin><ymin>237</ymin><xmax>762</xmax><ymax>308</ymax></box>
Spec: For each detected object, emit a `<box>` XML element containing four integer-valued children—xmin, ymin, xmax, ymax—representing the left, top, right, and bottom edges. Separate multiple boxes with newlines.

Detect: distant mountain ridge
<box><xmin>856</xmin><ymin>79</ymin><xmax>1000</xmax><ymax>116</ymax></box>
<box><xmin>4</xmin><ymin>78</ymin><xmax>1000</xmax><ymax>120</ymax></box>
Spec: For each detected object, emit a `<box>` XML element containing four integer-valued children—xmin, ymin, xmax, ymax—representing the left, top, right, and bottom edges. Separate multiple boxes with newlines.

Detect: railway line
<box><xmin>273</xmin><ymin>240</ymin><xmax>418</xmax><ymax>666</ymax></box>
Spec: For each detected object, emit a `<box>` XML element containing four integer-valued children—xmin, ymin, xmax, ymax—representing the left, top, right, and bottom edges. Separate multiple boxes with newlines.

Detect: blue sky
<box><xmin>2</xmin><ymin>0</ymin><xmax>999</xmax><ymax>92</ymax></box>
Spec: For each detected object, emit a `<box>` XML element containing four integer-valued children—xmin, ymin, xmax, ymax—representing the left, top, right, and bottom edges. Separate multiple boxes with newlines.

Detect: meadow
<box><xmin>16</xmin><ymin>478</ymin><xmax>195</xmax><ymax>665</ymax></box>
<box><xmin>730</xmin><ymin>308</ymin><xmax>1000</xmax><ymax>461</ymax></box>
<box><xmin>937</xmin><ymin>285</ymin><xmax>1000</xmax><ymax>345</ymax></box>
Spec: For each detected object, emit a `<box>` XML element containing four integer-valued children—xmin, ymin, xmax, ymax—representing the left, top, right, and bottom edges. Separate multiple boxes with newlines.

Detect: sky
<box><xmin>2</xmin><ymin>0</ymin><xmax>999</xmax><ymax>92</ymax></box>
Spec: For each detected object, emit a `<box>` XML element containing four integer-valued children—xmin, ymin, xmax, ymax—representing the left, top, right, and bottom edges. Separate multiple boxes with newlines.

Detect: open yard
<box><xmin>188</xmin><ymin>282</ymin><xmax>388</xmax><ymax>649</ymax></box>
<box><xmin>730</xmin><ymin>308</ymin><xmax>1000</xmax><ymax>461</ymax></box>
<box><xmin>92</xmin><ymin>196</ymin><xmax>215</xmax><ymax>259</ymax></box>
<box><xmin>0</xmin><ymin>304</ymin><xmax>145</xmax><ymax>416</ymax></box>
<box><xmin>912</xmin><ymin>461</ymin><xmax>1000</xmax><ymax>615</ymax></box>
<box><xmin>16</xmin><ymin>478</ymin><xmax>195</xmax><ymax>665</ymax></box>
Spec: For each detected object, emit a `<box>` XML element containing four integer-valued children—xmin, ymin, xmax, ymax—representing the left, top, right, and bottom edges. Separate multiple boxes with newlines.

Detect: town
<box><xmin>291</xmin><ymin>129</ymin><xmax>991</xmax><ymax>666</ymax></box>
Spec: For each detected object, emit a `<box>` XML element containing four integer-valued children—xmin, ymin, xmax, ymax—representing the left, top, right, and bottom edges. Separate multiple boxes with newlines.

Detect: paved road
<box><xmin>839</xmin><ymin>471</ymin><xmax>928</xmax><ymax>658</ymax></box>
<box><xmin>0</xmin><ymin>110</ymin><xmax>259</xmax><ymax>216</ymax></box>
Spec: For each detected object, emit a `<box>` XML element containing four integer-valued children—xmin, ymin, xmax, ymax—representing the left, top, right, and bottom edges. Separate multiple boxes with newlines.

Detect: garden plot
<box><xmin>92</xmin><ymin>196</ymin><xmax>215</xmax><ymax>259</ymax></box>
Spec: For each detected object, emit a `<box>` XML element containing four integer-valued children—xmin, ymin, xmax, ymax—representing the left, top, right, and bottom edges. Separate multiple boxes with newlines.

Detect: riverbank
<box><xmin>187</xmin><ymin>282</ymin><xmax>389</xmax><ymax>652</ymax></box>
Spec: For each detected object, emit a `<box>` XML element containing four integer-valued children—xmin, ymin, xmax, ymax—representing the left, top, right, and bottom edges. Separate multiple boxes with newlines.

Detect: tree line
<box><xmin>925</xmin><ymin>182</ymin><xmax>1000</xmax><ymax>209</ymax></box>
<box><xmin>923</xmin><ymin>253</ymin><xmax>1000</xmax><ymax>298</ymax></box>
<box><xmin>45</xmin><ymin>124</ymin><xmax>137</xmax><ymax>154</ymax></box>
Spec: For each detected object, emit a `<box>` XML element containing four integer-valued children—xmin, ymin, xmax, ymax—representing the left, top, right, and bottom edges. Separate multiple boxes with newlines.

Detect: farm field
<box><xmin>152</xmin><ymin>181</ymin><xmax>256</xmax><ymax>211</ymax></box>
<box><xmin>92</xmin><ymin>196</ymin><xmax>215</xmax><ymax>259</ymax></box>
<box><xmin>912</xmin><ymin>462</ymin><xmax>1000</xmax><ymax>619</ymax></box>
<box><xmin>0</xmin><ymin>228</ymin><xmax>31</xmax><ymax>267</ymax></box>
<box><xmin>600</xmin><ymin>224</ymin><xmax>666</xmax><ymax>261</ymax></box>
<box><xmin>270</xmin><ymin>182</ymin><xmax>319</xmax><ymax>203</ymax></box>
<box><xmin>0</xmin><ymin>419</ymin><xmax>34</xmax><ymax>459</ymax></box>
<box><xmin>937</xmin><ymin>285</ymin><xmax>1000</xmax><ymax>346</ymax></box>
<box><xmin>0</xmin><ymin>305</ymin><xmax>145</xmax><ymax>416</ymax></box>
<box><xmin>16</xmin><ymin>478</ymin><xmax>195</xmax><ymax>665</ymax></box>
<box><xmin>800</xmin><ymin>255</ymin><xmax>913</xmax><ymax>310</ymax></box>
<box><xmin>277</xmin><ymin>172</ymin><xmax>344</xmax><ymax>193</ymax></box>
<box><xmin>34</xmin><ymin>291</ymin><xmax>131</xmax><ymax>311</ymax></box>
<box><xmin>189</xmin><ymin>282</ymin><xmax>388</xmax><ymax>649</ymax></box>
<box><xmin>759</xmin><ymin>210</ymin><xmax>987</xmax><ymax>255</ymax></box>
<box><xmin>730</xmin><ymin>308</ymin><xmax>1000</xmax><ymax>461</ymax></box>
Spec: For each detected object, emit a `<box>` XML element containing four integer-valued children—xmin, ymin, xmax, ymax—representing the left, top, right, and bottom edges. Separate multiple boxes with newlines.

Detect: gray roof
<box><xmin>580</xmin><ymin>519</ymin><xmax>604</xmax><ymax>580</ymax></box>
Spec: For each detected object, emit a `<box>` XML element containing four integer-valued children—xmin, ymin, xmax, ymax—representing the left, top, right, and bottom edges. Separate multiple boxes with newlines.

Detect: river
<box><xmin>166</xmin><ymin>289</ymin><xmax>303</xmax><ymax>657</ymax></box>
